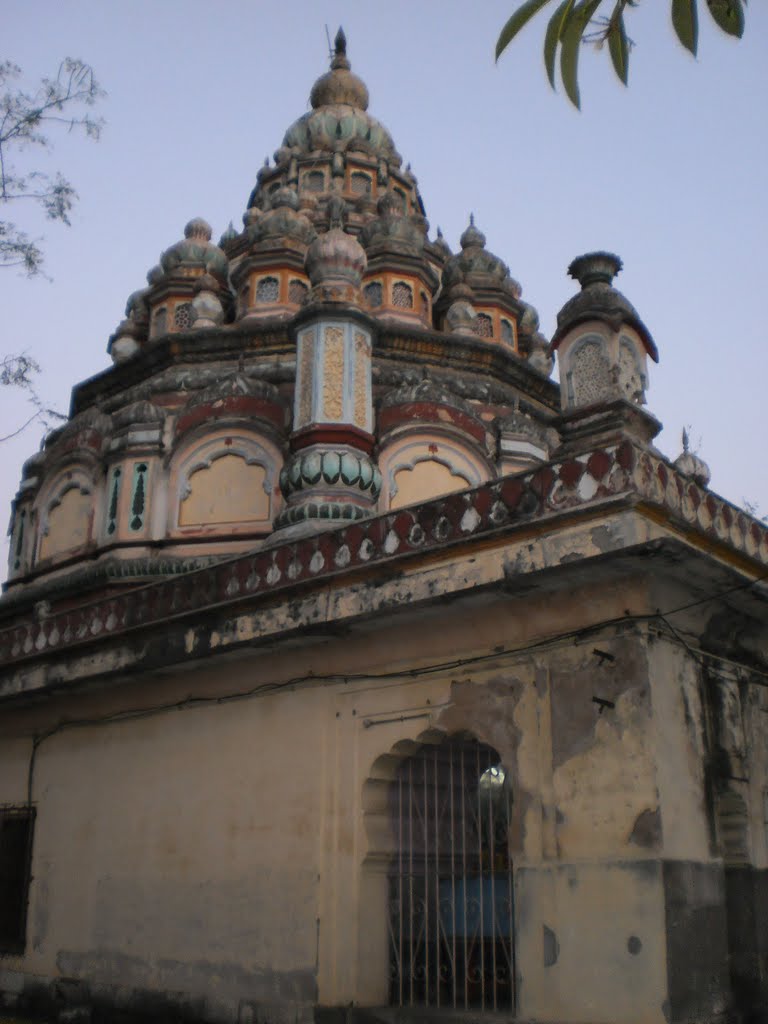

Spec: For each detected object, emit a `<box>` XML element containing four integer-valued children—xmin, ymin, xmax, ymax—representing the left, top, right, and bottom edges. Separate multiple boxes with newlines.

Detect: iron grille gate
<box><xmin>387</xmin><ymin>737</ymin><xmax>514</xmax><ymax>1011</ymax></box>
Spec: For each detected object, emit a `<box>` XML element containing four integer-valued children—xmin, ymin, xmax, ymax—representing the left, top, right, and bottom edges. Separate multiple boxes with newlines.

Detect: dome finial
<box><xmin>310</xmin><ymin>25</ymin><xmax>368</xmax><ymax>109</ymax></box>
<box><xmin>460</xmin><ymin>214</ymin><xmax>486</xmax><ymax>250</ymax></box>
<box><xmin>331</xmin><ymin>26</ymin><xmax>351</xmax><ymax>71</ymax></box>
<box><xmin>568</xmin><ymin>251</ymin><xmax>622</xmax><ymax>289</ymax></box>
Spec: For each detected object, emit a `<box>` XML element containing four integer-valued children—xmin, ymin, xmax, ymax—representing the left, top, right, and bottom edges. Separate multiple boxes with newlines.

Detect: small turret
<box><xmin>553</xmin><ymin>252</ymin><xmax>661</xmax><ymax>452</ymax></box>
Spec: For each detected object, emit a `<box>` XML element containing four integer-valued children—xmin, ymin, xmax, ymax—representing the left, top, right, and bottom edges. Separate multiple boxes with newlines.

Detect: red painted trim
<box><xmin>291</xmin><ymin>424</ymin><xmax>375</xmax><ymax>454</ymax></box>
<box><xmin>379</xmin><ymin>402</ymin><xmax>486</xmax><ymax>445</ymax></box>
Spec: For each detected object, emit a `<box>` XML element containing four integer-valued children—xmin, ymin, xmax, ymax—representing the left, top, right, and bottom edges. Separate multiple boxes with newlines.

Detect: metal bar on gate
<box><xmin>423</xmin><ymin>754</ymin><xmax>429</xmax><ymax>1005</ymax></box>
<box><xmin>507</xmin><ymin>780</ymin><xmax>515</xmax><ymax>1011</ymax></box>
<box><xmin>489</xmin><ymin>761</ymin><xmax>497</xmax><ymax>1010</ymax></box>
<box><xmin>398</xmin><ymin>772</ymin><xmax>404</xmax><ymax>1007</ymax></box>
<box><xmin>477</xmin><ymin>744</ymin><xmax>486</xmax><ymax>1010</ymax></box>
<box><xmin>450</xmin><ymin>742</ymin><xmax>457</xmax><ymax>1010</ymax></box>
<box><xmin>461</xmin><ymin>745</ymin><xmax>468</xmax><ymax>1010</ymax></box>
<box><xmin>434</xmin><ymin>746</ymin><xmax>440</xmax><ymax>1007</ymax></box>
<box><xmin>408</xmin><ymin>758</ymin><xmax>414</xmax><ymax>1007</ymax></box>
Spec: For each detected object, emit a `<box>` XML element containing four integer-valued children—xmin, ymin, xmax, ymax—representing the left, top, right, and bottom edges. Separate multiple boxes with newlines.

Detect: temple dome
<box><xmin>278</xmin><ymin>30</ymin><xmax>399</xmax><ymax>164</ymax></box>
<box><xmin>442</xmin><ymin>215</ymin><xmax>520</xmax><ymax>296</ymax></box>
<box><xmin>157</xmin><ymin>218</ymin><xmax>229</xmax><ymax>283</ymax></box>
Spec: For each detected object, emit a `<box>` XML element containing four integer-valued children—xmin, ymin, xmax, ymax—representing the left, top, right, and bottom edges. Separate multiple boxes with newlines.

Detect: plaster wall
<box><xmin>0</xmin><ymin>564</ymin><xmax>726</xmax><ymax>1024</ymax></box>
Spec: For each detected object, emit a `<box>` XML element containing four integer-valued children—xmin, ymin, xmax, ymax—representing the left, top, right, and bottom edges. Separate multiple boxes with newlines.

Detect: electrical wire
<box><xmin>21</xmin><ymin>592</ymin><xmax>768</xmax><ymax>806</ymax></box>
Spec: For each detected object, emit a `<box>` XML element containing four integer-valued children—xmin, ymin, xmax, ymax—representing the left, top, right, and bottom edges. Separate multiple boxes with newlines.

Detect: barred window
<box><xmin>288</xmin><ymin>279</ymin><xmax>309</xmax><ymax>306</ymax></box>
<box><xmin>351</xmin><ymin>172</ymin><xmax>372</xmax><ymax>196</ymax></box>
<box><xmin>0</xmin><ymin>806</ymin><xmax>35</xmax><ymax>954</ymax></box>
<box><xmin>473</xmin><ymin>313</ymin><xmax>494</xmax><ymax>338</ymax></box>
<box><xmin>304</xmin><ymin>171</ymin><xmax>325</xmax><ymax>193</ymax></box>
<box><xmin>256</xmin><ymin>277</ymin><xmax>280</xmax><ymax>303</ymax></box>
<box><xmin>392</xmin><ymin>282</ymin><xmax>414</xmax><ymax>309</ymax></box>
<box><xmin>501</xmin><ymin>319</ymin><xmax>514</xmax><ymax>345</ymax></box>
<box><xmin>174</xmin><ymin>303</ymin><xmax>195</xmax><ymax>330</ymax></box>
<box><xmin>364</xmin><ymin>282</ymin><xmax>383</xmax><ymax>308</ymax></box>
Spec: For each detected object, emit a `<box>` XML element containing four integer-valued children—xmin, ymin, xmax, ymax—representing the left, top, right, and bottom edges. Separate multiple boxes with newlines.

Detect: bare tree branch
<box><xmin>0</xmin><ymin>57</ymin><xmax>104</xmax><ymax>275</ymax></box>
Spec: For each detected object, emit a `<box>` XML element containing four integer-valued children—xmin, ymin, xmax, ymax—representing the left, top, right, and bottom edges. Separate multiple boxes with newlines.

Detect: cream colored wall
<box><xmin>38</xmin><ymin>487</ymin><xmax>91</xmax><ymax>561</ymax></box>
<box><xmin>391</xmin><ymin>460</ymin><xmax>468</xmax><ymax>509</ymax></box>
<box><xmin>10</xmin><ymin>689</ymin><xmax>326</xmax><ymax>1018</ymax></box>
<box><xmin>646</xmin><ymin>639</ymin><xmax>711</xmax><ymax>861</ymax></box>
<box><xmin>179</xmin><ymin>454</ymin><xmax>269</xmax><ymax>526</ymax></box>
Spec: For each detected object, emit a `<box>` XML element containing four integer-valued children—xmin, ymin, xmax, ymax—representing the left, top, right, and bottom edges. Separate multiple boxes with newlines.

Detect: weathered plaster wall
<box><xmin>2</xmin><ymin>689</ymin><xmax>327</xmax><ymax>1023</ymax></box>
<box><xmin>0</xmin><ymin>556</ymin><xmax>755</xmax><ymax>1024</ymax></box>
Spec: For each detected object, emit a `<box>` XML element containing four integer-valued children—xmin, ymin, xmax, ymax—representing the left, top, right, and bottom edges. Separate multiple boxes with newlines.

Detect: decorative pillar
<box><xmin>275</xmin><ymin>200</ymin><xmax>381</xmax><ymax>532</ymax></box>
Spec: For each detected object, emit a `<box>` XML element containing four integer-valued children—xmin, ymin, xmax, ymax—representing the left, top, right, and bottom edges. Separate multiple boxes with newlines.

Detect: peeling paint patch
<box><xmin>543</xmin><ymin>924</ymin><xmax>559</xmax><ymax>967</ymax></box>
<box><xmin>629</xmin><ymin>808</ymin><xmax>661</xmax><ymax>849</ymax></box>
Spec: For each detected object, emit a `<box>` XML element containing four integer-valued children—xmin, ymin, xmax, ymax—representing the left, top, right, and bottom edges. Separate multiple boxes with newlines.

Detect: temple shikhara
<box><xmin>1</xmin><ymin>32</ymin><xmax>767</xmax><ymax>1024</ymax></box>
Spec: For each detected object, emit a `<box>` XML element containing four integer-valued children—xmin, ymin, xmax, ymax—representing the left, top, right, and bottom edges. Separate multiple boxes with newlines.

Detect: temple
<box><xmin>1</xmin><ymin>31</ymin><xmax>767</xmax><ymax>1024</ymax></box>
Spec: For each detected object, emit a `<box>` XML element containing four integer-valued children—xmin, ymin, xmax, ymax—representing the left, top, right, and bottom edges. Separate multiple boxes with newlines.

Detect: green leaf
<box><xmin>672</xmin><ymin>0</ymin><xmax>699</xmax><ymax>55</ymax></box>
<box><xmin>560</xmin><ymin>0</ymin><xmax>601</xmax><ymax>108</ymax></box>
<box><xmin>607</xmin><ymin>7</ymin><xmax>629</xmax><ymax>85</ymax></box>
<box><xmin>544</xmin><ymin>0</ymin><xmax>576</xmax><ymax>87</ymax></box>
<box><xmin>496</xmin><ymin>0</ymin><xmax>557</xmax><ymax>60</ymax></box>
<box><xmin>706</xmin><ymin>0</ymin><xmax>744</xmax><ymax>37</ymax></box>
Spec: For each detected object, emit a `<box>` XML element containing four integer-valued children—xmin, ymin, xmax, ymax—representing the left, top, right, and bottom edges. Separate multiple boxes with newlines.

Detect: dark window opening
<box><xmin>304</xmin><ymin>171</ymin><xmax>325</xmax><ymax>193</ymax></box>
<box><xmin>0</xmin><ymin>806</ymin><xmax>35</xmax><ymax>954</ymax></box>
<box><xmin>288</xmin><ymin>279</ymin><xmax>309</xmax><ymax>306</ymax></box>
<box><xmin>364</xmin><ymin>282</ymin><xmax>383</xmax><ymax>308</ymax></box>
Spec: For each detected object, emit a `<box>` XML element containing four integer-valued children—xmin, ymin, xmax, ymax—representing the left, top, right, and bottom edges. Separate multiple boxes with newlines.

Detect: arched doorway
<box><xmin>386</xmin><ymin>734</ymin><xmax>514</xmax><ymax>1011</ymax></box>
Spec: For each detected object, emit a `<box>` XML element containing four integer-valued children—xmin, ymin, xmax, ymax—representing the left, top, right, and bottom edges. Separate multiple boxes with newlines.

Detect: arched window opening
<box><xmin>393</xmin><ymin>188</ymin><xmax>407</xmax><ymax>213</ymax></box>
<box><xmin>174</xmin><ymin>302</ymin><xmax>195</xmax><ymax>330</ymax></box>
<box><xmin>618</xmin><ymin>336</ymin><xmax>646</xmax><ymax>405</ymax></box>
<box><xmin>304</xmin><ymin>171</ymin><xmax>325</xmax><ymax>193</ymax></box>
<box><xmin>351</xmin><ymin>172</ymin><xmax>372</xmax><ymax>196</ymax></box>
<box><xmin>364</xmin><ymin>282</ymin><xmax>383</xmax><ymax>308</ymax></box>
<box><xmin>256</xmin><ymin>276</ymin><xmax>279</xmax><ymax>303</ymax></box>
<box><xmin>472</xmin><ymin>313</ymin><xmax>493</xmax><ymax>339</ymax></box>
<box><xmin>392</xmin><ymin>282</ymin><xmax>413</xmax><ymax>309</ymax></box>
<box><xmin>501</xmin><ymin>319</ymin><xmax>514</xmax><ymax>346</ymax></box>
<box><xmin>288</xmin><ymin>279</ymin><xmax>309</xmax><ymax>306</ymax></box>
<box><xmin>153</xmin><ymin>307</ymin><xmax>167</xmax><ymax>337</ymax></box>
<box><xmin>387</xmin><ymin>735</ymin><xmax>514</xmax><ymax>1011</ymax></box>
<box><xmin>420</xmin><ymin>292</ymin><xmax>429</xmax><ymax>319</ymax></box>
<box><xmin>567</xmin><ymin>335</ymin><xmax>612</xmax><ymax>407</ymax></box>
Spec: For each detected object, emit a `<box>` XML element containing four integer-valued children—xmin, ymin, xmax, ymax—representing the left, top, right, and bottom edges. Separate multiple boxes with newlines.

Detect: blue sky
<box><xmin>2</xmin><ymin>1</ymin><xmax>767</xmax><ymax>567</ymax></box>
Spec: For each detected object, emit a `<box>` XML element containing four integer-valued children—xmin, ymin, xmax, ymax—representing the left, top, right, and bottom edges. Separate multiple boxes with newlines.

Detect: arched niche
<box><xmin>36</xmin><ymin>467</ymin><xmax>95</xmax><ymax>563</ymax></box>
<box><xmin>379</xmin><ymin>433</ymin><xmax>490</xmax><ymax>511</ymax></box>
<box><xmin>564</xmin><ymin>332</ymin><xmax>613</xmax><ymax>408</ymax></box>
<box><xmin>169</xmin><ymin>432</ymin><xmax>282</xmax><ymax>535</ymax></box>
<box><xmin>360</xmin><ymin>729</ymin><xmax>514</xmax><ymax>1012</ymax></box>
<box><xmin>618</xmin><ymin>333</ymin><xmax>648</xmax><ymax>405</ymax></box>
